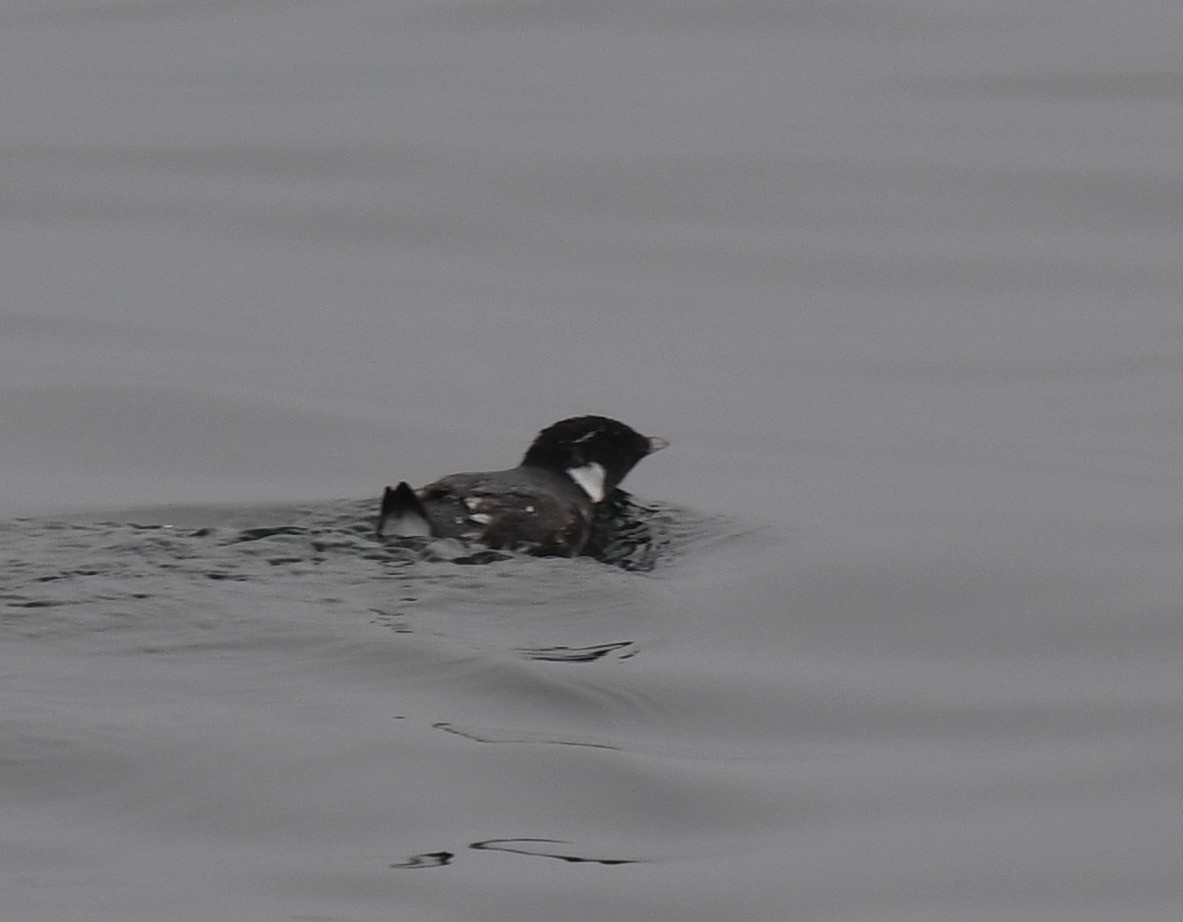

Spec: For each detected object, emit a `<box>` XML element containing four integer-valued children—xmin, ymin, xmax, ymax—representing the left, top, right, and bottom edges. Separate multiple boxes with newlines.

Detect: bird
<box><xmin>377</xmin><ymin>416</ymin><xmax>667</xmax><ymax>556</ymax></box>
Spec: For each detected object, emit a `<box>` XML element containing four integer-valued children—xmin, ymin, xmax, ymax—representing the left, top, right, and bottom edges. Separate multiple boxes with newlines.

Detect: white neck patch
<box><xmin>566</xmin><ymin>461</ymin><xmax>606</xmax><ymax>503</ymax></box>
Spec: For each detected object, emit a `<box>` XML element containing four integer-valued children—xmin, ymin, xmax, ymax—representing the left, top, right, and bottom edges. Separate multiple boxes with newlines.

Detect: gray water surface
<box><xmin>3</xmin><ymin>0</ymin><xmax>1182</xmax><ymax>919</ymax></box>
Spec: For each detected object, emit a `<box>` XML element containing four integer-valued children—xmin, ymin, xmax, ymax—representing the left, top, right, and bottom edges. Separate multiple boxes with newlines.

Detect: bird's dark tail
<box><xmin>377</xmin><ymin>482</ymin><xmax>433</xmax><ymax>538</ymax></box>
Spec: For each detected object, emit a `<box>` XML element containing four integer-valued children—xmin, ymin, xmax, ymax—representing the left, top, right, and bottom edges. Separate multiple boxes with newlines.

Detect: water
<box><xmin>3</xmin><ymin>0</ymin><xmax>1182</xmax><ymax>919</ymax></box>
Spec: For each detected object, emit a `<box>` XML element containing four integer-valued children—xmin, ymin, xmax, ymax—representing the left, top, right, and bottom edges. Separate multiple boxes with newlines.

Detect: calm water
<box><xmin>3</xmin><ymin>0</ymin><xmax>1182</xmax><ymax>919</ymax></box>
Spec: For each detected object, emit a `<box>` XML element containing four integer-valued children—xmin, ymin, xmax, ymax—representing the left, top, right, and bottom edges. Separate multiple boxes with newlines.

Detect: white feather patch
<box><xmin>384</xmin><ymin>511</ymin><xmax>432</xmax><ymax>538</ymax></box>
<box><xmin>566</xmin><ymin>461</ymin><xmax>606</xmax><ymax>503</ymax></box>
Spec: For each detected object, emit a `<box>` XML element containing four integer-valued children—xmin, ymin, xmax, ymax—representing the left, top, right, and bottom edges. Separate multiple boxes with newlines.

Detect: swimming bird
<box><xmin>377</xmin><ymin>416</ymin><xmax>667</xmax><ymax>556</ymax></box>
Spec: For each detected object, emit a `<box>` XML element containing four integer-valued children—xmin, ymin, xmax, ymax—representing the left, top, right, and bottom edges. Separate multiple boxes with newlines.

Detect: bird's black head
<box><xmin>521</xmin><ymin>416</ymin><xmax>667</xmax><ymax>502</ymax></box>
